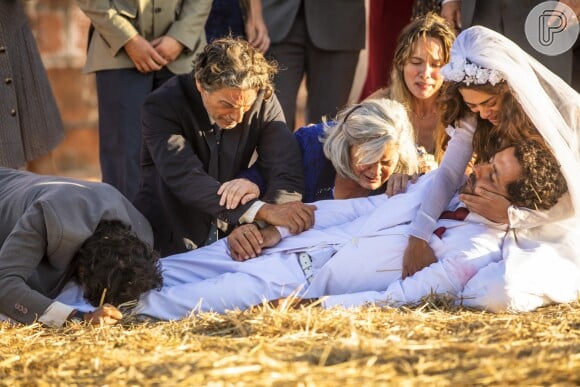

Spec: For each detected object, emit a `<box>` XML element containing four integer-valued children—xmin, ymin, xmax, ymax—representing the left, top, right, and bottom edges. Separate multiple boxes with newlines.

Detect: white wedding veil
<box><xmin>446</xmin><ymin>26</ymin><xmax>580</xmax><ymax>216</ymax></box>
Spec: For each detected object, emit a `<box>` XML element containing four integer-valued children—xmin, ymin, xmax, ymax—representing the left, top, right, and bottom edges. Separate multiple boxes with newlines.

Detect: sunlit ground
<box><xmin>1</xmin><ymin>298</ymin><xmax>578</xmax><ymax>385</ymax></box>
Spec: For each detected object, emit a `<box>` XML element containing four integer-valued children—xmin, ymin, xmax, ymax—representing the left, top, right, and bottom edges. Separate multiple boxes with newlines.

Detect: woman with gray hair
<box><xmin>321</xmin><ymin>98</ymin><xmax>419</xmax><ymax>200</ymax></box>
<box><xmin>225</xmin><ymin>98</ymin><xmax>419</xmax><ymax>259</ymax></box>
<box><xmin>236</xmin><ymin>98</ymin><xmax>419</xmax><ymax>203</ymax></box>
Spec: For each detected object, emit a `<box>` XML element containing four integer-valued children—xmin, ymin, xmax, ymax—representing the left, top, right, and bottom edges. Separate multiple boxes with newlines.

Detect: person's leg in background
<box><xmin>267</xmin><ymin>10</ymin><xmax>307</xmax><ymax>130</ymax></box>
<box><xmin>305</xmin><ymin>43</ymin><xmax>360</xmax><ymax>124</ymax></box>
<box><xmin>204</xmin><ymin>0</ymin><xmax>245</xmax><ymax>42</ymax></box>
<box><xmin>95</xmin><ymin>67</ymin><xmax>174</xmax><ymax>200</ymax></box>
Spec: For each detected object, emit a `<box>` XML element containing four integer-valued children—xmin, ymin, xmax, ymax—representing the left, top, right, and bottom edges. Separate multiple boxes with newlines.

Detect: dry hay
<box><xmin>0</xmin><ymin>297</ymin><xmax>578</xmax><ymax>386</ymax></box>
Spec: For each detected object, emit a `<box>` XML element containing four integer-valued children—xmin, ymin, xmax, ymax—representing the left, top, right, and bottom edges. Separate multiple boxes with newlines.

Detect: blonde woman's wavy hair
<box><xmin>322</xmin><ymin>99</ymin><xmax>419</xmax><ymax>182</ymax></box>
<box><xmin>388</xmin><ymin>12</ymin><xmax>455</xmax><ymax>111</ymax></box>
<box><xmin>387</xmin><ymin>12</ymin><xmax>455</xmax><ymax>163</ymax></box>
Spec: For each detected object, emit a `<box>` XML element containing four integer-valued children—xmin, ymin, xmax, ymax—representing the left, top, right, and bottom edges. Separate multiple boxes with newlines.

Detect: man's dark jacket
<box><xmin>134</xmin><ymin>74</ymin><xmax>304</xmax><ymax>256</ymax></box>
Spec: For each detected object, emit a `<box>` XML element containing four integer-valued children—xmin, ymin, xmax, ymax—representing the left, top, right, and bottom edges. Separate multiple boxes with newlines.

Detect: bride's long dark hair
<box><xmin>437</xmin><ymin>80</ymin><xmax>546</xmax><ymax>163</ymax></box>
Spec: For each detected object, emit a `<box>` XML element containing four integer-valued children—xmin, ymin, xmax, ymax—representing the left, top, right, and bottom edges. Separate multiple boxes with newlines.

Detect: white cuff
<box><xmin>38</xmin><ymin>302</ymin><xmax>75</xmax><ymax>327</ymax></box>
<box><xmin>276</xmin><ymin>226</ymin><xmax>291</xmax><ymax>239</ymax></box>
<box><xmin>239</xmin><ymin>201</ymin><xmax>266</xmax><ymax>224</ymax></box>
<box><xmin>441</xmin><ymin>0</ymin><xmax>460</xmax><ymax>4</ymax></box>
<box><xmin>409</xmin><ymin>210</ymin><xmax>439</xmax><ymax>242</ymax></box>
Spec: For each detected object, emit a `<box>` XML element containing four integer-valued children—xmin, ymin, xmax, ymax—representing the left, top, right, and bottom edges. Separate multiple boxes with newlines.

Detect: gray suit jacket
<box><xmin>0</xmin><ymin>169</ymin><xmax>153</xmax><ymax>324</ymax></box>
<box><xmin>77</xmin><ymin>0</ymin><xmax>212</xmax><ymax>74</ymax></box>
<box><xmin>0</xmin><ymin>0</ymin><xmax>64</xmax><ymax>168</ymax></box>
<box><xmin>262</xmin><ymin>0</ymin><xmax>365</xmax><ymax>50</ymax></box>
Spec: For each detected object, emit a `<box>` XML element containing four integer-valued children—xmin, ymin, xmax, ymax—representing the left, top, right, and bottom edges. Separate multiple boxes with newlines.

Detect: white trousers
<box><xmin>134</xmin><ymin>239</ymin><xmax>309</xmax><ymax>320</ymax></box>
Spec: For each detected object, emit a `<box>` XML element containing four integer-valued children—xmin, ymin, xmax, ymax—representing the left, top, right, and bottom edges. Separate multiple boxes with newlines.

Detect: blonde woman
<box><xmin>371</xmin><ymin>13</ymin><xmax>455</xmax><ymax>163</ymax></box>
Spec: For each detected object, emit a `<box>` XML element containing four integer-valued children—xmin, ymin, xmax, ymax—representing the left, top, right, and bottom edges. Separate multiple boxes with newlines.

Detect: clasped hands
<box><xmin>219</xmin><ymin>177</ymin><xmax>316</xmax><ymax>261</ymax></box>
<box><xmin>124</xmin><ymin>34</ymin><xmax>184</xmax><ymax>73</ymax></box>
<box><xmin>227</xmin><ymin>197</ymin><xmax>317</xmax><ymax>260</ymax></box>
<box><xmin>227</xmin><ymin>201</ymin><xmax>316</xmax><ymax>260</ymax></box>
<box><xmin>227</xmin><ymin>223</ymin><xmax>281</xmax><ymax>261</ymax></box>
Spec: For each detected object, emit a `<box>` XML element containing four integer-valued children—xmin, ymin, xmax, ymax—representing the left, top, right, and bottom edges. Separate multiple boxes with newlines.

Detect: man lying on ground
<box><xmin>59</xmin><ymin>140</ymin><xmax>573</xmax><ymax>319</ymax></box>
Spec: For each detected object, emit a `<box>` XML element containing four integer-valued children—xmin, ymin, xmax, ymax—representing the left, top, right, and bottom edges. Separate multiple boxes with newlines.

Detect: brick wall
<box><xmin>26</xmin><ymin>0</ymin><xmax>99</xmax><ymax>178</ymax></box>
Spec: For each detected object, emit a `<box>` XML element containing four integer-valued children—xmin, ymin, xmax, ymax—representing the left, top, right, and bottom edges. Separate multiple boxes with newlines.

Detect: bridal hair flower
<box><xmin>441</xmin><ymin>57</ymin><xmax>505</xmax><ymax>86</ymax></box>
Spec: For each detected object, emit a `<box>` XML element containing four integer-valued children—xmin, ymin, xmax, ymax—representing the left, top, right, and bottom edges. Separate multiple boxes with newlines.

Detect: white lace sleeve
<box><xmin>409</xmin><ymin>121</ymin><xmax>476</xmax><ymax>241</ymax></box>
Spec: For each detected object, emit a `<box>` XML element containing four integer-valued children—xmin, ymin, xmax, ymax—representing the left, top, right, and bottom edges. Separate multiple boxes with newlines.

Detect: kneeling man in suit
<box><xmin>0</xmin><ymin>169</ymin><xmax>162</xmax><ymax>327</ymax></box>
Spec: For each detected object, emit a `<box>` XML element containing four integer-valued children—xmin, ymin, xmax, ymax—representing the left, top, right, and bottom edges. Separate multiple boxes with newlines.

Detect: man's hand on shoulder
<box><xmin>255</xmin><ymin>202</ymin><xmax>316</xmax><ymax>234</ymax></box>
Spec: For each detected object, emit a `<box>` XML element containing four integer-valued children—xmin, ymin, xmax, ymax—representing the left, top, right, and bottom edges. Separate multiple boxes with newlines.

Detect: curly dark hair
<box><xmin>74</xmin><ymin>220</ymin><xmax>163</xmax><ymax>307</ymax></box>
<box><xmin>507</xmin><ymin>140</ymin><xmax>568</xmax><ymax>210</ymax></box>
<box><xmin>193</xmin><ymin>36</ymin><xmax>278</xmax><ymax>99</ymax></box>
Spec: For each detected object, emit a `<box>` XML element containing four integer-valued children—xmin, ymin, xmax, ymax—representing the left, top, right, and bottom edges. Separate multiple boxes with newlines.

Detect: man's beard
<box><xmin>460</xmin><ymin>173</ymin><xmax>476</xmax><ymax>194</ymax></box>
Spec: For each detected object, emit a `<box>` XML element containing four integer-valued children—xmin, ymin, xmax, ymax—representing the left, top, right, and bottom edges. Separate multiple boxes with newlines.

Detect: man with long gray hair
<box><xmin>134</xmin><ymin>37</ymin><xmax>315</xmax><ymax>257</ymax></box>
